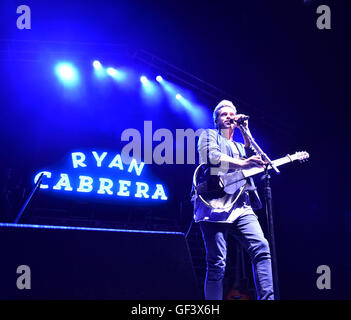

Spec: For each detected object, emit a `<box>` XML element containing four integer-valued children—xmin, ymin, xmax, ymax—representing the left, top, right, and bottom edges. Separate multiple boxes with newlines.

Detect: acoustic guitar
<box><xmin>193</xmin><ymin>151</ymin><xmax>309</xmax><ymax>206</ymax></box>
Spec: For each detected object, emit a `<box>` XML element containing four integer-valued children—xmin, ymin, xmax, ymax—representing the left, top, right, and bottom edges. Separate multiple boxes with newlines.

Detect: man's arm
<box><xmin>241</xmin><ymin>128</ymin><xmax>251</xmax><ymax>148</ymax></box>
<box><xmin>198</xmin><ymin>129</ymin><xmax>264</xmax><ymax>170</ymax></box>
<box><xmin>220</xmin><ymin>153</ymin><xmax>265</xmax><ymax>170</ymax></box>
<box><xmin>234</xmin><ymin>114</ymin><xmax>251</xmax><ymax>148</ymax></box>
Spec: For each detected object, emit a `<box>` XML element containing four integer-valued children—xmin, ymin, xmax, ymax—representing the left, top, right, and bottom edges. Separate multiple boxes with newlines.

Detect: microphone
<box><xmin>229</xmin><ymin>116</ymin><xmax>249</xmax><ymax>125</ymax></box>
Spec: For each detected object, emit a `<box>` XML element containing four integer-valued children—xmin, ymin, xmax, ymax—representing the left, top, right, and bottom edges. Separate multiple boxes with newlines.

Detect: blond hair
<box><xmin>213</xmin><ymin>100</ymin><xmax>237</xmax><ymax>127</ymax></box>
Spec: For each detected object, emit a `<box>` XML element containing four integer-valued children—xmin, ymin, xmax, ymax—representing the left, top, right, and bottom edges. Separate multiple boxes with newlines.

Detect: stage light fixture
<box><xmin>140</xmin><ymin>75</ymin><xmax>160</xmax><ymax>99</ymax></box>
<box><xmin>151</xmin><ymin>76</ymin><xmax>210</xmax><ymax>126</ymax></box>
<box><xmin>107</xmin><ymin>67</ymin><xmax>118</xmax><ymax>77</ymax></box>
<box><xmin>156</xmin><ymin>75</ymin><xmax>163</xmax><ymax>83</ymax></box>
<box><xmin>93</xmin><ymin>60</ymin><xmax>102</xmax><ymax>70</ymax></box>
<box><xmin>55</xmin><ymin>62</ymin><xmax>79</xmax><ymax>86</ymax></box>
<box><xmin>140</xmin><ymin>76</ymin><xmax>148</xmax><ymax>84</ymax></box>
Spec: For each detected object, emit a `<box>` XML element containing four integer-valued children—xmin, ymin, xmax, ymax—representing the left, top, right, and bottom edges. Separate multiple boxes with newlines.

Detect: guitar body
<box><xmin>195</xmin><ymin>166</ymin><xmax>247</xmax><ymax>202</ymax></box>
<box><xmin>195</xmin><ymin>165</ymin><xmax>226</xmax><ymax>200</ymax></box>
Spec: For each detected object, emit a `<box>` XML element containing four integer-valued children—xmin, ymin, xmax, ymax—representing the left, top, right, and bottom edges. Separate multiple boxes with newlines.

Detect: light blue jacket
<box><xmin>192</xmin><ymin>129</ymin><xmax>262</xmax><ymax>222</ymax></box>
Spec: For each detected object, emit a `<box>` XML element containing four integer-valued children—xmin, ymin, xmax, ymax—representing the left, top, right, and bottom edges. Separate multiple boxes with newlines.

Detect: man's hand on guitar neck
<box><xmin>219</xmin><ymin>154</ymin><xmax>266</xmax><ymax>170</ymax></box>
<box><xmin>239</xmin><ymin>155</ymin><xmax>266</xmax><ymax>169</ymax></box>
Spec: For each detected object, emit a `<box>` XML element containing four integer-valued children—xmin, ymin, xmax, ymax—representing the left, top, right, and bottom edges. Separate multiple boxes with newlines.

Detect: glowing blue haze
<box><xmin>55</xmin><ymin>62</ymin><xmax>80</xmax><ymax>86</ymax></box>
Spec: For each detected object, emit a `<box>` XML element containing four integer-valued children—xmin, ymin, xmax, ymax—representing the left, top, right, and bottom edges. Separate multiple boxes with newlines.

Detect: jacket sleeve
<box><xmin>197</xmin><ymin>129</ymin><xmax>222</xmax><ymax>165</ymax></box>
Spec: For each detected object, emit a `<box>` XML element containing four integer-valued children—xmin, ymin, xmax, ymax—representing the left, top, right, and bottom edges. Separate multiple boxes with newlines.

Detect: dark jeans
<box><xmin>199</xmin><ymin>213</ymin><xmax>274</xmax><ymax>300</ymax></box>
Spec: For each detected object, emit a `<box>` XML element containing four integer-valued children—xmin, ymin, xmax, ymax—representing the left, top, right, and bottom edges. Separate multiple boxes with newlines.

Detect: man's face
<box><xmin>216</xmin><ymin>106</ymin><xmax>236</xmax><ymax>129</ymax></box>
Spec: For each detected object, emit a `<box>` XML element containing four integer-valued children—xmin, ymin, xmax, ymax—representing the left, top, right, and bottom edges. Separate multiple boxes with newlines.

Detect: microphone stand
<box><xmin>14</xmin><ymin>173</ymin><xmax>44</xmax><ymax>224</ymax></box>
<box><xmin>238</xmin><ymin>122</ymin><xmax>281</xmax><ymax>300</ymax></box>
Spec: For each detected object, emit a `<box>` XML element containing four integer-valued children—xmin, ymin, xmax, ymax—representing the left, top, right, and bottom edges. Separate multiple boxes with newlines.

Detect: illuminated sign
<box><xmin>33</xmin><ymin>151</ymin><xmax>168</xmax><ymax>201</ymax></box>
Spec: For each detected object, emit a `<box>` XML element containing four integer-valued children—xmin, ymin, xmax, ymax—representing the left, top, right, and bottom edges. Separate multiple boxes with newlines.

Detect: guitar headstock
<box><xmin>289</xmin><ymin>151</ymin><xmax>310</xmax><ymax>163</ymax></box>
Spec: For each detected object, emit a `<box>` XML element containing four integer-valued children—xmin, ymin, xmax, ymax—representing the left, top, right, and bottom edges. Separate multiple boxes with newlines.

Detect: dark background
<box><xmin>0</xmin><ymin>0</ymin><xmax>349</xmax><ymax>299</ymax></box>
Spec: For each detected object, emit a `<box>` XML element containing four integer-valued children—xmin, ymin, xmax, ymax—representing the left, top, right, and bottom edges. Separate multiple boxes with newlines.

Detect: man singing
<box><xmin>192</xmin><ymin>100</ymin><xmax>274</xmax><ymax>300</ymax></box>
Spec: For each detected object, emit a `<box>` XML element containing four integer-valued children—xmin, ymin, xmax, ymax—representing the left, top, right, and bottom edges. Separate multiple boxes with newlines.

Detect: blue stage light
<box><xmin>140</xmin><ymin>76</ymin><xmax>148</xmax><ymax>84</ymax></box>
<box><xmin>156</xmin><ymin>75</ymin><xmax>163</xmax><ymax>83</ymax></box>
<box><xmin>155</xmin><ymin>77</ymin><xmax>212</xmax><ymax>127</ymax></box>
<box><xmin>139</xmin><ymin>75</ymin><xmax>161</xmax><ymax>101</ymax></box>
<box><xmin>107</xmin><ymin>67</ymin><xmax>118</xmax><ymax>77</ymax></box>
<box><xmin>55</xmin><ymin>62</ymin><xmax>79</xmax><ymax>86</ymax></box>
<box><xmin>105</xmin><ymin>67</ymin><xmax>127</xmax><ymax>82</ymax></box>
<box><xmin>93</xmin><ymin>60</ymin><xmax>106</xmax><ymax>79</ymax></box>
<box><xmin>93</xmin><ymin>60</ymin><xmax>102</xmax><ymax>70</ymax></box>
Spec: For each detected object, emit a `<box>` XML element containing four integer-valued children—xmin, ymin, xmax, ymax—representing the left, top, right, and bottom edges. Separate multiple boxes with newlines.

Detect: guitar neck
<box><xmin>242</xmin><ymin>155</ymin><xmax>294</xmax><ymax>179</ymax></box>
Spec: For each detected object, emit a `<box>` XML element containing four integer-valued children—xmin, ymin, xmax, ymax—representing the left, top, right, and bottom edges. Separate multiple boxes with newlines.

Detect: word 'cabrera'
<box><xmin>33</xmin><ymin>151</ymin><xmax>167</xmax><ymax>201</ymax></box>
